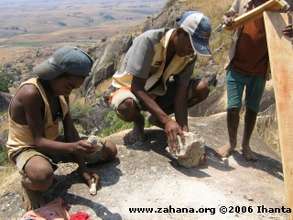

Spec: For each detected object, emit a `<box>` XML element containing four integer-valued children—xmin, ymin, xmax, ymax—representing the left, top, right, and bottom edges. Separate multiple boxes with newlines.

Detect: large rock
<box><xmin>189</xmin><ymin>86</ymin><xmax>226</xmax><ymax>117</ymax></box>
<box><xmin>255</xmin><ymin>81</ymin><xmax>279</xmax><ymax>154</ymax></box>
<box><xmin>256</xmin><ymin>104</ymin><xmax>279</xmax><ymax>154</ymax></box>
<box><xmin>142</xmin><ymin>0</ymin><xmax>183</xmax><ymax>30</ymax></box>
<box><xmin>90</xmin><ymin>35</ymin><xmax>133</xmax><ymax>89</ymax></box>
<box><xmin>0</xmin><ymin>115</ymin><xmax>286</xmax><ymax>220</ymax></box>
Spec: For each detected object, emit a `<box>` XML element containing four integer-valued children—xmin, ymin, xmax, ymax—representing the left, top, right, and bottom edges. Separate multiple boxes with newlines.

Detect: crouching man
<box><xmin>6</xmin><ymin>47</ymin><xmax>117</xmax><ymax>209</ymax></box>
<box><xmin>107</xmin><ymin>11</ymin><xmax>214</xmax><ymax>151</ymax></box>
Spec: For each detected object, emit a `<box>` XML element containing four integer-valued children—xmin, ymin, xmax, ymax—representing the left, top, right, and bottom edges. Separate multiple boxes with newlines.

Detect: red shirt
<box><xmin>232</xmin><ymin>15</ymin><xmax>269</xmax><ymax>76</ymax></box>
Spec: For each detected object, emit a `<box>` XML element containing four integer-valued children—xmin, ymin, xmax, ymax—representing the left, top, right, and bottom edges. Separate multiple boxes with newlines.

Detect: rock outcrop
<box><xmin>0</xmin><ymin>0</ymin><xmax>287</xmax><ymax>219</ymax></box>
<box><xmin>85</xmin><ymin>34</ymin><xmax>132</xmax><ymax>94</ymax></box>
<box><xmin>0</xmin><ymin>115</ymin><xmax>285</xmax><ymax>220</ymax></box>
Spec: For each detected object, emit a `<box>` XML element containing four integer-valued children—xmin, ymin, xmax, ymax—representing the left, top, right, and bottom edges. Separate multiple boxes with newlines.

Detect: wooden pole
<box><xmin>264</xmin><ymin>11</ymin><xmax>293</xmax><ymax>219</ymax></box>
<box><xmin>225</xmin><ymin>0</ymin><xmax>288</xmax><ymax>30</ymax></box>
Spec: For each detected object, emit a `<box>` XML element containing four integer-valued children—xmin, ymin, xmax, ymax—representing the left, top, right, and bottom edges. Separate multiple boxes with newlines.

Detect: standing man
<box><xmin>107</xmin><ymin>11</ymin><xmax>213</xmax><ymax>152</ymax></box>
<box><xmin>216</xmin><ymin>0</ymin><xmax>293</xmax><ymax>161</ymax></box>
<box><xmin>7</xmin><ymin>47</ymin><xmax>117</xmax><ymax>209</ymax></box>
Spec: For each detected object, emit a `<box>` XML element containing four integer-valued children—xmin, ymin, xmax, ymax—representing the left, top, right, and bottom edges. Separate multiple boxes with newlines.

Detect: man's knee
<box><xmin>101</xmin><ymin>140</ymin><xmax>118</xmax><ymax>162</ymax></box>
<box><xmin>23</xmin><ymin>156</ymin><xmax>54</xmax><ymax>191</ymax></box>
<box><xmin>197</xmin><ymin>79</ymin><xmax>210</xmax><ymax>100</ymax></box>
<box><xmin>117</xmin><ymin>98</ymin><xmax>139</xmax><ymax>122</ymax></box>
<box><xmin>190</xmin><ymin>79</ymin><xmax>210</xmax><ymax>102</ymax></box>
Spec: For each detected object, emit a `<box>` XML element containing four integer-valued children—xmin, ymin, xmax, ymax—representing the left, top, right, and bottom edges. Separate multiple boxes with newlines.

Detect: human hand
<box><xmin>182</xmin><ymin>125</ymin><xmax>189</xmax><ymax>132</ymax></box>
<box><xmin>223</xmin><ymin>15</ymin><xmax>235</xmax><ymax>26</ymax></box>
<box><xmin>164</xmin><ymin>119</ymin><xmax>185</xmax><ymax>153</ymax></box>
<box><xmin>223</xmin><ymin>10</ymin><xmax>237</xmax><ymax>26</ymax></box>
<box><xmin>72</xmin><ymin>140</ymin><xmax>96</xmax><ymax>154</ymax></box>
<box><xmin>283</xmin><ymin>24</ymin><xmax>293</xmax><ymax>38</ymax></box>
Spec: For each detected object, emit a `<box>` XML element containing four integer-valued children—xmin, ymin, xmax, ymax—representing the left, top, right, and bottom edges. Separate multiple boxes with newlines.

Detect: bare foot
<box><xmin>242</xmin><ymin>147</ymin><xmax>258</xmax><ymax>162</ymax></box>
<box><xmin>215</xmin><ymin>144</ymin><xmax>235</xmax><ymax>158</ymax></box>
<box><xmin>21</xmin><ymin>186</ymin><xmax>45</xmax><ymax>211</ymax></box>
<box><xmin>123</xmin><ymin>122</ymin><xmax>144</xmax><ymax>145</ymax></box>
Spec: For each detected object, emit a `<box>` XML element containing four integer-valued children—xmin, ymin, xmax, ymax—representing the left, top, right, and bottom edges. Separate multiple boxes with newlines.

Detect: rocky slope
<box><xmin>0</xmin><ymin>115</ymin><xmax>286</xmax><ymax>220</ymax></box>
<box><xmin>0</xmin><ymin>0</ymin><xmax>287</xmax><ymax>219</ymax></box>
<box><xmin>81</xmin><ymin>0</ymin><xmax>279</xmax><ymax>154</ymax></box>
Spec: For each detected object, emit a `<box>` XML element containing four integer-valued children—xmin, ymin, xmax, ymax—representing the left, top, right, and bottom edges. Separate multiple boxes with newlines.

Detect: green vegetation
<box><xmin>0</xmin><ymin>129</ymin><xmax>8</xmax><ymax>165</ymax></box>
<box><xmin>0</xmin><ymin>67</ymin><xmax>15</xmax><ymax>92</ymax></box>
<box><xmin>98</xmin><ymin>111</ymin><xmax>133</xmax><ymax>137</ymax></box>
<box><xmin>98</xmin><ymin>110</ymin><xmax>152</xmax><ymax>137</ymax></box>
<box><xmin>0</xmin><ymin>148</ymin><xmax>7</xmax><ymax>165</ymax></box>
<box><xmin>70</xmin><ymin>100</ymin><xmax>93</xmax><ymax>134</ymax></box>
<box><xmin>71</xmin><ymin>101</ymin><xmax>92</xmax><ymax>121</ymax></box>
<box><xmin>0</xmin><ymin>64</ymin><xmax>20</xmax><ymax>92</ymax></box>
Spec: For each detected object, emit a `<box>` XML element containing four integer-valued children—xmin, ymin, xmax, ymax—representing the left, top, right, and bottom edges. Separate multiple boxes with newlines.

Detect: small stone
<box><xmin>169</xmin><ymin>132</ymin><xmax>205</xmax><ymax>168</ymax></box>
<box><xmin>89</xmin><ymin>177</ymin><xmax>97</xmax><ymax>196</ymax></box>
<box><xmin>244</xmin><ymin>195</ymin><xmax>254</xmax><ymax>201</ymax></box>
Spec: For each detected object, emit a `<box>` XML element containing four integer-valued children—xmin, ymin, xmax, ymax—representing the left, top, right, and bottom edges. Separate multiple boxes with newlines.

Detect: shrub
<box><xmin>0</xmin><ymin>129</ymin><xmax>9</xmax><ymax>165</ymax></box>
<box><xmin>98</xmin><ymin>110</ymin><xmax>152</xmax><ymax>137</ymax></box>
<box><xmin>98</xmin><ymin>110</ymin><xmax>133</xmax><ymax>137</ymax></box>
<box><xmin>70</xmin><ymin>101</ymin><xmax>92</xmax><ymax>121</ymax></box>
<box><xmin>0</xmin><ymin>65</ymin><xmax>20</xmax><ymax>92</ymax></box>
<box><xmin>0</xmin><ymin>71</ymin><xmax>14</xmax><ymax>92</ymax></box>
<box><xmin>0</xmin><ymin>148</ymin><xmax>7</xmax><ymax>165</ymax></box>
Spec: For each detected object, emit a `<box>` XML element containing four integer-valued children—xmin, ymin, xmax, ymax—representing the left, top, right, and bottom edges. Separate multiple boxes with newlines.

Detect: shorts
<box><xmin>13</xmin><ymin>146</ymin><xmax>106</xmax><ymax>174</ymax></box>
<box><xmin>107</xmin><ymin>78</ymin><xmax>201</xmax><ymax>113</ymax></box>
<box><xmin>109</xmin><ymin>87</ymin><xmax>141</xmax><ymax>110</ymax></box>
<box><xmin>226</xmin><ymin>68</ymin><xmax>266</xmax><ymax>113</ymax></box>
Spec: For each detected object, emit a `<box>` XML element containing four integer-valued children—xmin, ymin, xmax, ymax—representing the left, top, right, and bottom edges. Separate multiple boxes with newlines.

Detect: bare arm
<box><xmin>20</xmin><ymin>85</ymin><xmax>93</xmax><ymax>155</ymax></box>
<box><xmin>62</xmin><ymin>97</ymin><xmax>80</xmax><ymax>142</ymax></box>
<box><xmin>131</xmin><ymin>76</ymin><xmax>183</xmax><ymax>151</ymax></box>
<box><xmin>223</xmin><ymin>0</ymin><xmax>240</xmax><ymax>26</ymax></box>
<box><xmin>63</xmin><ymin>113</ymin><xmax>80</xmax><ymax>142</ymax></box>
<box><xmin>62</xmin><ymin>111</ymin><xmax>89</xmax><ymax>171</ymax></box>
<box><xmin>174</xmin><ymin>81</ymin><xmax>189</xmax><ymax>132</ymax></box>
<box><xmin>282</xmin><ymin>7</ymin><xmax>293</xmax><ymax>38</ymax></box>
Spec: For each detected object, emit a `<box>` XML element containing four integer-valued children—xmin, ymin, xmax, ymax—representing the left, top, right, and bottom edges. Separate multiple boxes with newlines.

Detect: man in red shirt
<box><xmin>217</xmin><ymin>0</ymin><xmax>293</xmax><ymax>161</ymax></box>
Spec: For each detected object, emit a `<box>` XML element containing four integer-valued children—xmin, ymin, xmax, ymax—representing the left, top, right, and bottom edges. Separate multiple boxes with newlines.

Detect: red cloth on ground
<box><xmin>69</xmin><ymin>211</ymin><xmax>90</xmax><ymax>220</ymax></box>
